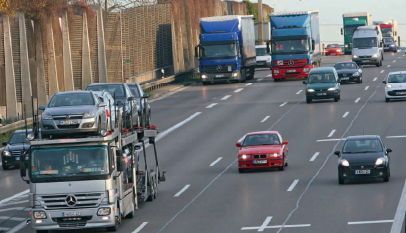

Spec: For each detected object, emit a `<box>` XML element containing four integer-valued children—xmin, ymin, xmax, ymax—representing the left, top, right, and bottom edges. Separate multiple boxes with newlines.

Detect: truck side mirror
<box><xmin>311</xmin><ymin>40</ymin><xmax>315</xmax><ymax>51</ymax></box>
<box><xmin>195</xmin><ymin>45</ymin><xmax>200</xmax><ymax>58</ymax></box>
<box><xmin>266</xmin><ymin>42</ymin><xmax>271</xmax><ymax>54</ymax></box>
<box><xmin>19</xmin><ymin>155</ymin><xmax>29</xmax><ymax>184</ymax></box>
<box><xmin>340</xmin><ymin>28</ymin><xmax>343</xmax><ymax>35</ymax></box>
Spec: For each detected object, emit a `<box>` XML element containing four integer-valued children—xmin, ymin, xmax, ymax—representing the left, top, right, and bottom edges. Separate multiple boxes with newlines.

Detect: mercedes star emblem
<box><xmin>216</xmin><ymin>65</ymin><xmax>222</xmax><ymax>72</ymax></box>
<box><xmin>66</xmin><ymin>195</ymin><xmax>77</xmax><ymax>207</ymax></box>
<box><xmin>288</xmin><ymin>60</ymin><xmax>294</xmax><ymax>66</ymax></box>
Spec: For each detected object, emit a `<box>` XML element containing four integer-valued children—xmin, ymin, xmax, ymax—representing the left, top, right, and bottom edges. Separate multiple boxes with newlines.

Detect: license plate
<box><xmin>59</xmin><ymin>120</ymin><xmax>78</xmax><ymax>125</ymax></box>
<box><xmin>215</xmin><ymin>74</ymin><xmax>225</xmax><ymax>78</ymax></box>
<box><xmin>15</xmin><ymin>157</ymin><xmax>20</xmax><ymax>161</ymax></box>
<box><xmin>316</xmin><ymin>93</ymin><xmax>327</xmax><ymax>96</ymax></box>
<box><xmin>253</xmin><ymin>160</ymin><xmax>267</xmax><ymax>165</ymax></box>
<box><xmin>355</xmin><ymin>169</ymin><xmax>371</xmax><ymax>175</ymax></box>
<box><xmin>341</xmin><ymin>77</ymin><xmax>349</xmax><ymax>80</ymax></box>
<box><xmin>63</xmin><ymin>211</ymin><xmax>81</xmax><ymax>217</ymax></box>
<box><xmin>361</xmin><ymin>60</ymin><xmax>369</xmax><ymax>63</ymax></box>
<box><xmin>287</xmin><ymin>69</ymin><xmax>296</xmax><ymax>73</ymax></box>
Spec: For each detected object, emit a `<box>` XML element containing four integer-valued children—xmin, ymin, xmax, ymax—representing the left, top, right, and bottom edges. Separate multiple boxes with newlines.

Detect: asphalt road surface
<box><xmin>2</xmin><ymin>53</ymin><xmax>406</xmax><ymax>233</ymax></box>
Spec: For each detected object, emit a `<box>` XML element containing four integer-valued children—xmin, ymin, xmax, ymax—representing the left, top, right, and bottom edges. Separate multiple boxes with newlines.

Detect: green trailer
<box><xmin>342</xmin><ymin>12</ymin><xmax>372</xmax><ymax>54</ymax></box>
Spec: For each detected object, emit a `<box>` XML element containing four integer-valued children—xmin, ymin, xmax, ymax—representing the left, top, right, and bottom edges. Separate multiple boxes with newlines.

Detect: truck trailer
<box><xmin>342</xmin><ymin>12</ymin><xmax>372</xmax><ymax>54</ymax></box>
<box><xmin>270</xmin><ymin>11</ymin><xmax>321</xmax><ymax>81</ymax></box>
<box><xmin>197</xmin><ymin>15</ymin><xmax>256</xmax><ymax>84</ymax></box>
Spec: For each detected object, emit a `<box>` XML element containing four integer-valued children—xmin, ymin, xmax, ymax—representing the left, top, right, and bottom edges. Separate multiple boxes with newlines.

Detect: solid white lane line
<box><xmin>309</xmin><ymin>152</ymin><xmax>320</xmax><ymax>162</ymax></box>
<box><xmin>349</xmin><ymin>220</ymin><xmax>393</xmax><ymax>225</ymax></box>
<box><xmin>390</xmin><ymin>179</ymin><xmax>406</xmax><ymax>233</ymax></box>
<box><xmin>6</xmin><ymin>220</ymin><xmax>28</xmax><ymax>233</ymax></box>
<box><xmin>387</xmin><ymin>65</ymin><xmax>391</xmax><ymax>68</ymax></box>
<box><xmin>234</xmin><ymin>88</ymin><xmax>244</xmax><ymax>93</ymax></box>
<box><xmin>155</xmin><ymin>112</ymin><xmax>202</xmax><ymax>142</ymax></box>
<box><xmin>296</xmin><ymin>90</ymin><xmax>303</xmax><ymax>95</ymax></box>
<box><xmin>221</xmin><ymin>95</ymin><xmax>232</xmax><ymax>101</ymax></box>
<box><xmin>0</xmin><ymin>207</ymin><xmax>25</xmax><ymax>213</ymax></box>
<box><xmin>209</xmin><ymin>157</ymin><xmax>223</xmax><ymax>167</ymax></box>
<box><xmin>132</xmin><ymin>222</ymin><xmax>149</xmax><ymax>233</ymax></box>
<box><xmin>355</xmin><ymin>97</ymin><xmax>361</xmax><ymax>103</ymax></box>
<box><xmin>381</xmin><ymin>70</ymin><xmax>385</xmax><ymax>73</ymax></box>
<box><xmin>0</xmin><ymin>190</ymin><xmax>29</xmax><ymax>206</ymax></box>
<box><xmin>373</xmin><ymin>77</ymin><xmax>378</xmax><ymax>82</ymax></box>
<box><xmin>258</xmin><ymin>216</ymin><xmax>273</xmax><ymax>232</ymax></box>
<box><xmin>0</xmin><ymin>227</ymin><xmax>10</xmax><ymax>231</ymax></box>
<box><xmin>387</xmin><ymin>135</ymin><xmax>406</xmax><ymax>139</ymax></box>
<box><xmin>245</xmin><ymin>83</ymin><xmax>253</xmax><ymax>86</ymax></box>
<box><xmin>364</xmin><ymin>86</ymin><xmax>370</xmax><ymax>91</ymax></box>
<box><xmin>242</xmin><ymin>224</ymin><xmax>311</xmax><ymax>230</ymax></box>
<box><xmin>174</xmin><ymin>185</ymin><xmax>191</xmax><ymax>197</ymax></box>
<box><xmin>287</xmin><ymin>179</ymin><xmax>299</xmax><ymax>192</ymax></box>
<box><xmin>206</xmin><ymin>103</ymin><xmax>218</xmax><ymax>109</ymax></box>
<box><xmin>342</xmin><ymin>112</ymin><xmax>349</xmax><ymax>118</ymax></box>
<box><xmin>0</xmin><ymin>200</ymin><xmax>29</xmax><ymax>207</ymax></box>
<box><xmin>280</xmin><ymin>102</ymin><xmax>288</xmax><ymax>107</ymax></box>
<box><xmin>328</xmin><ymin>129</ymin><xmax>336</xmax><ymax>138</ymax></box>
<box><xmin>260</xmin><ymin>116</ymin><xmax>270</xmax><ymax>123</ymax></box>
<box><xmin>317</xmin><ymin>138</ymin><xmax>344</xmax><ymax>142</ymax></box>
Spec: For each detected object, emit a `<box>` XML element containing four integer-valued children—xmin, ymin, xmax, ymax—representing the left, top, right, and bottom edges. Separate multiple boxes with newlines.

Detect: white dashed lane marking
<box><xmin>342</xmin><ymin>112</ymin><xmax>349</xmax><ymax>118</ymax></box>
<box><xmin>364</xmin><ymin>86</ymin><xmax>369</xmax><ymax>91</ymax></box>
<box><xmin>206</xmin><ymin>103</ymin><xmax>218</xmax><ymax>109</ymax></box>
<box><xmin>287</xmin><ymin>179</ymin><xmax>299</xmax><ymax>192</ymax></box>
<box><xmin>174</xmin><ymin>185</ymin><xmax>191</xmax><ymax>197</ymax></box>
<box><xmin>260</xmin><ymin>116</ymin><xmax>270</xmax><ymax>123</ymax></box>
<box><xmin>296</xmin><ymin>90</ymin><xmax>303</xmax><ymax>95</ymax></box>
<box><xmin>280</xmin><ymin>102</ymin><xmax>288</xmax><ymax>107</ymax></box>
<box><xmin>221</xmin><ymin>95</ymin><xmax>231</xmax><ymax>101</ymax></box>
<box><xmin>355</xmin><ymin>97</ymin><xmax>361</xmax><ymax>103</ymax></box>
<box><xmin>209</xmin><ymin>157</ymin><xmax>223</xmax><ymax>167</ymax></box>
<box><xmin>234</xmin><ymin>88</ymin><xmax>244</xmax><ymax>93</ymax></box>
<box><xmin>309</xmin><ymin>152</ymin><xmax>320</xmax><ymax>162</ymax></box>
<box><xmin>328</xmin><ymin>129</ymin><xmax>336</xmax><ymax>138</ymax></box>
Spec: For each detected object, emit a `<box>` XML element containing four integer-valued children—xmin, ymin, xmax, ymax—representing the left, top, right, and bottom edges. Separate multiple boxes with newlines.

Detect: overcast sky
<box><xmin>251</xmin><ymin>0</ymin><xmax>406</xmax><ymax>45</ymax></box>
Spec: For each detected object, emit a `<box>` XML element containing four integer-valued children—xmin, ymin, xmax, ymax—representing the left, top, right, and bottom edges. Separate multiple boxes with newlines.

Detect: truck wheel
<box><xmin>240</xmin><ymin>69</ymin><xmax>247</xmax><ymax>83</ymax></box>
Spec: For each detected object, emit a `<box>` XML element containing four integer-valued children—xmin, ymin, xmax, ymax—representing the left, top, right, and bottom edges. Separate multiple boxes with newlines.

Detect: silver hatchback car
<box><xmin>40</xmin><ymin>91</ymin><xmax>108</xmax><ymax>138</ymax></box>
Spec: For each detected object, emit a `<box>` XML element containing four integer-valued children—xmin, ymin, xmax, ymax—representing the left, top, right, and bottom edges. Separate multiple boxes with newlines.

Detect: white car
<box><xmin>383</xmin><ymin>71</ymin><xmax>406</xmax><ymax>102</ymax></box>
<box><xmin>255</xmin><ymin>45</ymin><xmax>272</xmax><ymax>69</ymax></box>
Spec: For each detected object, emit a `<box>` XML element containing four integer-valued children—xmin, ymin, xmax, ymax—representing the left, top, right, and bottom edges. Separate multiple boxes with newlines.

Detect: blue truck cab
<box><xmin>270</xmin><ymin>11</ymin><xmax>321</xmax><ymax>81</ymax></box>
<box><xmin>196</xmin><ymin>15</ymin><xmax>256</xmax><ymax>84</ymax></box>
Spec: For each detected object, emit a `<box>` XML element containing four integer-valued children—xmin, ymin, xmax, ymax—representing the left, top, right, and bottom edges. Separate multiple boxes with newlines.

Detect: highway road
<box><xmin>1</xmin><ymin>53</ymin><xmax>406</xmax><ymax>233</ymax></box>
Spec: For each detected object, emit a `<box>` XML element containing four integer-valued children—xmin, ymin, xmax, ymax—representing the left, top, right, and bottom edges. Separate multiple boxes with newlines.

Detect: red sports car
<box><xmin>325</xmin><ymin>44</ymin><xmax>344</xmax><ymax>56</ymax></box>
<box><xmin>236</xmin><ymin>131</ymin><xmax>288</xmax><ymax>172</ymax></box>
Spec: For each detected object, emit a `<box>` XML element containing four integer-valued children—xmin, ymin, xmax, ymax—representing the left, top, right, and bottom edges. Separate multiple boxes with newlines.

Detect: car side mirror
<box><xmin>236</xmin><ymin>142</ymin><xmax>242</xmax><ymax>148</ymax></box>
<box><xmin>334</xmin><ymin>151</ymin><xmax>340</xmax><ymax>157</ymax></box>
<box><xmin>99</xmin><ymin>103</ymin><xmax>107</xmax><ymax>108</ymax></box>
<box><xmin>311</xmin><ymin>40</ymin><xmax>315</xmax><ymax>51</ymax></box>
<box><xmin>195</xmin><ymin>45</ymin><xmax>200</xmax><ymax>58</ymax></box>
<box><xmin>358</xmin><ymin>69</ymin><xmax>362</xmax><ymax>73</ymax></box>
<box><xmin>386</xmin><ymin>148</ymin><xmax>392</xmax><ymax>153</ymax></box>
<box><xmin>2</xmin><ymin>142</ymin><xmax>7</xmax><ymax>146</ymax></box>
<box><xmin>382</xmin><ymin>81</ymin><xmax>387</xmax><ymax>84</ymax></box>
<box><xmin>39</xmin><ymin>105</ymin><xmax>46</xmax><ymax>111</ymax></box>
<box><xmin>282</xmin><ymin>141</ymin><xmax>288</xmax><ymax>145</ymax></box>
<box><xmin>127</xmin><ymin>96</ymin><xmax>136</xmax><ymax>101</ymax></box>
<box><xmin>142</xmin><ymin>93</ymin><xmax>150</xmax><ymax>99</ymax></box>
<box><xmin>303</xmin><ymin>80</ymin><xmax>307</xmax><ymax>84</ymax></box>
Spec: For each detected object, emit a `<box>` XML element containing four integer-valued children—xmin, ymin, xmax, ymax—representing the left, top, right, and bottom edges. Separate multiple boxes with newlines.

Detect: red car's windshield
<box><xmin>243</xmin><ymin>134</ymin><xmax>280</xmax><ymax>147</ymax></box>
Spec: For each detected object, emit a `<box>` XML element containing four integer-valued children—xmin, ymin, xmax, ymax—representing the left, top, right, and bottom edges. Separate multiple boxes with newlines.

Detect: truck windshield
<box><xmin>30</xmin><ymin>145</ymin><xmax>110</xmax><ymax>182</ymax></box>
<box><xmin>344</xmin><ymin>26</ymin><xmax>360</xmax><ymax>37</ymax></box>
<box><xmin>200</xmin><ymin>43</ymin><xmax>237</xmax><ymax>58</ymax></box>
<box><xmin>381</xmin><ymin>28</ymin><xmax>392</xmax><ymax>37</ymax></box>
<box><xmin>256</xmin><ymin>47</ymin><xmax>268</xmax><ymax>56</ymax></box>
<box><xmin>272</xmin><ymin>39</ymin><xmax>309</xmax><ymax>54</ymax></box>
<box><xmin>383</xmin><ymin>37</ymin><xmax>394</xmax><ymax>43</ymax></box>
<box><xmin>353</xmin><ymin>37</ymin><xmax>378</xmax><ymax>48</ymax></box>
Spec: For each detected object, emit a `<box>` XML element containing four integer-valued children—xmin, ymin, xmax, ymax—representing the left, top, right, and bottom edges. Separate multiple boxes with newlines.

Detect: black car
<box><xmin>127</xmin><ymin>83</ymin><xmax>151</xmax><ymax>127</ymax></box>
<box><xmin>334</xmin><ymin>61</ymin><xmax>363</xmax><ymax>84</ymax></box>
<box><xmin>2</xmin><ymin>129</ymin><xmax>31</xmax><ymax>170</ymax></box>
<box><xmin>335</xmin><ymin>135</ymin><xmax>391</xmax><ymax>184</ymax></box>
<box><xmin>86</xmin><ymin>83</ymin><xmax>139</xmax><ymax>129</ymax></box>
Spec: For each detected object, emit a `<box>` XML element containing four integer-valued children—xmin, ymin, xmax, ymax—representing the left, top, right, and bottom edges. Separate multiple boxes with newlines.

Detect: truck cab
<box><xmin>270</xmin><ymin>11</ymin><xmax>321</xmax><ymax>81</ymax></box>
<box><xmin>352</xmin><ymin>25</ymin><xmax>384</xmax><ymax>67</ymax></box>
<box><xmin>197</xmin><ymin>15</ymin><xmax>256</xmax><ymax>84</ymax></box>
<box><xmin>342</xmin><ymin>12</ymin><xmax>371</xmax><ymax>55</ymax></box>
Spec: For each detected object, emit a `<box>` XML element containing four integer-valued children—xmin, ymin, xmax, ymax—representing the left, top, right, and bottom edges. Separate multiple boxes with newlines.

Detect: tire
<box><xmin>306</xmin><ymin>97</ymin><xmax>312</xmax><ymax>104</ymax></box>
<box><xmin>358</xmin><ymin>78</ymin><xmax>362</xmax><ymax>84</ymax></box>
<box><xmin>238</xmin><ymin>168</ymin><xmax>245</xmax><ymax>173</ymax></box>
<box><xmin>338</xmin><ymin>173</ymin><xmax>345</xmax><ymax>185</ymax></box>
<box><xmin>334</xmin><ymin>97</ymin><xmax>339</xmax><ymax>102</ymax></box>
<box><xmin>385</xmin><ymin>97</ymin><xmax>390</xmax><ymax>102</ymax></box>
<box><xmin>36</xmin><ymin>230</ymin><xmax>48</xmax><ymax>233</ymax></box>
<box><xmin>278</xmin><ymin>159</ymin><xmax>285</xmax><ymax>171</ymax></box>
<box><xmin>384</xmin><ymin>166</ymin><xmax>390</xmax><ymax>182</ymax></box>
<box><xmin>240</xmin><ymin>69</ymin><xmax>247</xmax><ymax>83</ymax></box>
<box><xmin>2</xmin><ymin>163</ymin><xmax>9</xmax><ymax>170</ymax></box>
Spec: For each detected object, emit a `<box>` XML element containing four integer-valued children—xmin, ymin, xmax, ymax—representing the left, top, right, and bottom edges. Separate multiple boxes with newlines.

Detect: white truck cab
<box><xmin>352</xmin><ymin>25</ymin><xmax>384</xmax><ymax>67</ymax></box>
<box><xmin>255</xmin><ymin>45</ymin><xmax>272</xmax><ymax>69</ymax></box>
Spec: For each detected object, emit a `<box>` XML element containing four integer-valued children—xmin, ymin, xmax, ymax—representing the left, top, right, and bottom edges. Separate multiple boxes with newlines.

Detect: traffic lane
<box><xmin>280</xmin><ymin>84</ymin><xmax>406</xmax><ymax>233</ymax></box>
<box><xmin>0</xmin><ymin>169</ymin><xmax>28</xmax><ymax>201</ymax></box>
<box><xmin>150</xmin><ymin>70</ymin><xmax>271</xmax><ymax>131</ymax></box>
<box><xmin>141</xmin><ymin>75</ymin><xmax>378</xmax><ymax>233</ymax></box>
<box><xmin>113</xmin><ymin>72</ymin><xmax>304</xmax><ymax>233</ymax></box>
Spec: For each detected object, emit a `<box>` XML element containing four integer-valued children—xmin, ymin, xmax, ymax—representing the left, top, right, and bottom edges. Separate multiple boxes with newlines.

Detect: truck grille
<box><xmin>57</xmin><ymin>124</ymin><xmax>80</xmax><ymax>129</ymax></box>
<box><xmin>201</xmin><ymin>65</ymin><xmax>236</xmax><ymax>73</ymax></box>
<box><xmin>52</xmin><ymin>216</ymin><xmax>92</xmax><ymax>228</ymax></box>
<box><xmin>53</xmin><ymin>115</ymin><xmax>83</xmax><ymax>120</ymax></box>
<box><xmin>38</xmin><ymin>193</ymin><xmax>103</xmax><ymax>210</ymax></box>
<box><xmin>274</xmin><ymin>59</ymin><xmax>308</xmax><ymax>68</ymax></box>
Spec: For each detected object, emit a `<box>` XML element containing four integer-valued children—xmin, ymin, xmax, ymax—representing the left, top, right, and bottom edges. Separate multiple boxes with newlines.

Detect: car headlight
<box><xmin>2</xmin><ymin>150</ymin><xmax>11</xmax><ymax>157</ymax></box>
<box><xmin>83</xmin><ymin>112</ymin><xmax>96</xmax><ymax>119</ymax></box>
<box><xmin>352</xmin><ymin>72</ymin><xmax>360</xmax><ymax>77</ymax></box>
<box><xmin>328</xmin><ymin>87</ymin><xmax>337</xmax><ymax>91</ymax></box>
<box><xmin>33</xmin><ymin>211</ymin><xmax>47</xmax><ymax>219</ymax></box>
<box><xmin>241</xmin><ymin>154</ymin><xmax>248</xmax><ymax>160</ymax></box>
<box><xmin>372</xmin><ymin>54</ymin><xmax>379</xmax><ymax>58</ymax></box>
<box><xmin>375</xmin><ymin>158</ymin><xmax>385</xmax><ymax>166</ymax></box>
<box><xmin>41</xmin><ymin>113</ymin><xmax>52</xmax><ymax>120</ymax></box>
<box><xmin>97</xmin><ymin>207</ymin><xmax>111</xmax><ymax>216</ymax></box>
<box><xmin>307</xmin><ymin>89</ymin><xmax>315</xmax><ymax>93</ymax></box>
<box><xmin>201</xmin><ymin>74</ymin><xmax>208</xmax><ymax>80</ymax></box>
<box><xmin>386</xmin><ymin>84</ymin><xmax>392</xmax><ymax>89</ymax></box>
<box><xmin>340</xmin><ymin>159</ymin><xmax>350</xmax><ymax>167</ymax></box>
<box><xmin>268</xmin><ymin>153</ymin><xmax>280</xmax><ymax>158</ymax></box>
<box><xmin>390</xmin><ymin>44</ymin><xmax>395</xmax><ymax>47</ymax></box>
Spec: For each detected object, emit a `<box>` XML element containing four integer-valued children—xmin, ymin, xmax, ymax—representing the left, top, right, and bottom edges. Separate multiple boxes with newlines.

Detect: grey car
<box><xmin>93</xmin><ymin>90</ymin><xmax>119</xmax><ymax>131</ymax></box>
<box><xmin>40</xmin><ymin>91</ymin><xmax>108</xmax><ymax>138</ymax></box>
<box><xmin>128</xmin><ymin>83</ymin><xmax>151</xmax><ymax>127</ymax></box>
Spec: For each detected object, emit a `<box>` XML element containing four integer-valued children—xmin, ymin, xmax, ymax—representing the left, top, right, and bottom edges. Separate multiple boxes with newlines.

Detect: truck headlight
<box><xmin>372</xmin><ymin>54</ymin><xmax>379</xmax><ymax>58</ymax></box>
<box><xmin>340</xmin><ymin>159</ymin><xmax>350</xmax><ymax>167</ymax></box>
<box><xmin>303</xmin><ymin>67</ymin><xmax>311</xmax><ymax>73</ymax></box>
<box><xmin>375</xmin><ymin>158</ymin><xmax>385</xmax><ymax>166</ymax></box>
<box><xmin>307</xmin><ymin>89</ymin><xmax>315</xmax><ymax>93</ymax></box>
<box><xmin>33</xmin><ymin>211</ymin><xmax>47</xmax><ymax>219</ymax></box>
<box><xmin>352</xmin><ymin>55</ymin><xmax>358</xmax><ymax>59</ymax></box>
<box><xmin>2</xmin><ymin>150</ymin><xmax>11</xmax><ymax>157</ymax></box>
<box><xmin>273</xmin><ymin>69</ymin><xmax>279</xmax><ymax>74</ymax></box>
<box><xmin>83</xmin><ymin>112</ymin><xmax>95</xmax><ymax>119</ymax></box>
<box><xmin>201</xmin><ymin>74</ymin><xmax>208</xmax><ymax>80</ymax></box>
<box><xmin>232</xmin><ymin>72</ymin><xmax>239</xmax><ymax>78</ymax></box>
<box><xmin>97</xmin><ymin>207</ymin><xmax>111</xmax><ymax>216</ymax></box>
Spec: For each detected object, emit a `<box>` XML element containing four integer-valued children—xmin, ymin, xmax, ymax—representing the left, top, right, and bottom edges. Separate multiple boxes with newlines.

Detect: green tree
<box><xmin>243</xmin><ymin>0</ymin><xmax>258</xmax><ymax>22</ymax></box>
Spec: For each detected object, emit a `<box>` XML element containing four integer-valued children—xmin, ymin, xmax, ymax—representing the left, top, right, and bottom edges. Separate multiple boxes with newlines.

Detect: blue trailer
<box><xmin>270</xmin><ymin>11</ymin><xmax>321</xmax><ymax>81</ymax></box>
<box><xmin>196</xmin><ymin>15</ymin><xmax>256</xmax><ymax>84</ymax></box>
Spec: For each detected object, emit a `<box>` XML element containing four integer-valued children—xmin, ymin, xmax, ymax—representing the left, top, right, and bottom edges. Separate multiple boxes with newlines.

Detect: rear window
<box><xmin>87</xmin><ymin>84</ymin><xmax>125</xmax><ymax>98</ymax></box>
